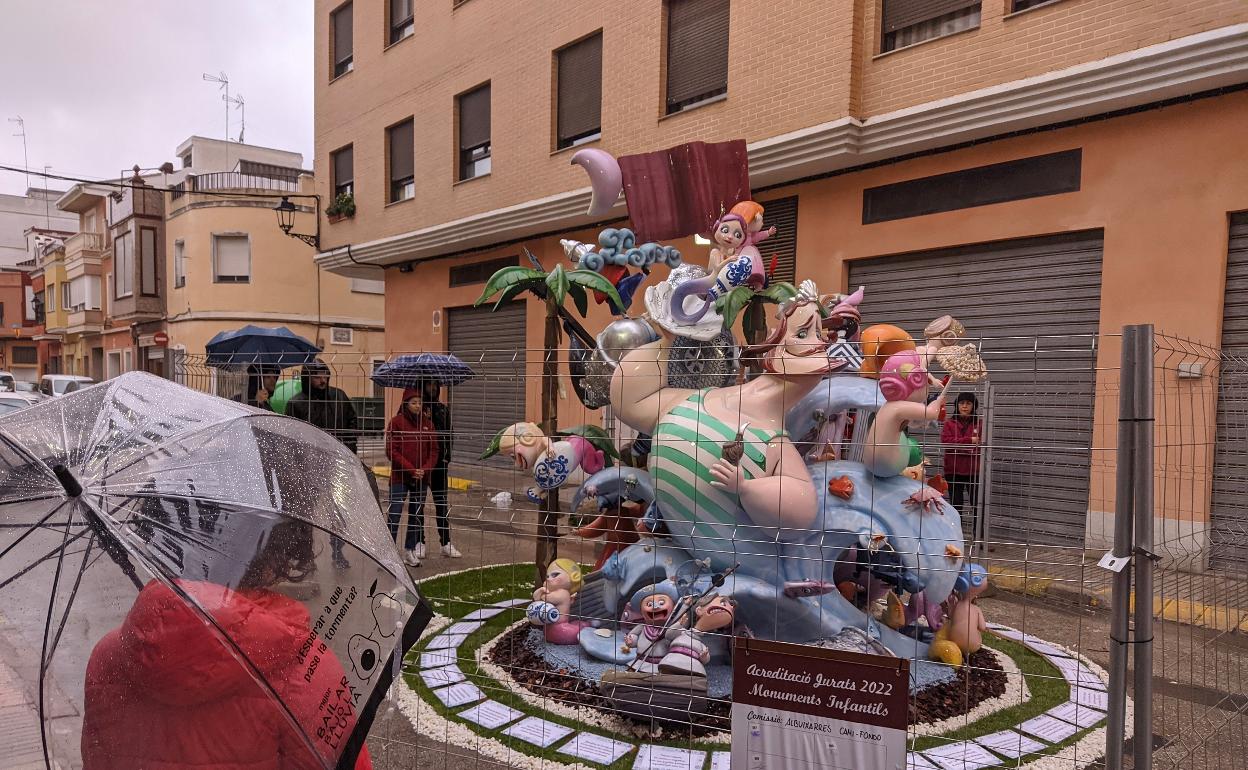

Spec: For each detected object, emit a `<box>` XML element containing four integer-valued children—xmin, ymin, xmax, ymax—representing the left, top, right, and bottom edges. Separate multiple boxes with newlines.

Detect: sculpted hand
<box><xmin>708</xmin><ymin>459</ymin><xmax>744</xmax><ymax>494</ymax></box>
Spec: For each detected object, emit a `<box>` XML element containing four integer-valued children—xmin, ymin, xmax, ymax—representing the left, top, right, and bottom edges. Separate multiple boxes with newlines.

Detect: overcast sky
<box><xmin>0</xmin><ymin>1</ymin><xmax>313</xmax><ymax>196</ymax></box>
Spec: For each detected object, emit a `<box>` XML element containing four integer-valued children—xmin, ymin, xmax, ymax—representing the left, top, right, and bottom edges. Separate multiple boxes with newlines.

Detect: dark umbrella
<box><xmin>205</xmin><ymin>324</ymin><xmax>322</xmax><ymax>368</ymax></box>
<box><xmin>370</xmin><ymin>353</ymin><xmax>476</xmax><ymax>388</ymax></box>
<box><xmin>0</xmin><ymin>372</ymin><xmax>431</xmax><ymax>770</ymax></box>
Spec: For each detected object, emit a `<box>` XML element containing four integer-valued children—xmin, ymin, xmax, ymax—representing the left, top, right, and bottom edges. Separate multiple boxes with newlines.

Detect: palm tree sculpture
<box><xmin>474</xmin><ymin>253</ymin><xmax>623</xmax><ymax>583</ymax></box>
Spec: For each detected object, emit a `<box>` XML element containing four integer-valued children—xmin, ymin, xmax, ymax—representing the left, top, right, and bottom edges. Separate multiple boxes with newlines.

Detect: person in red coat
<box><xmin>941</xmin><ymin>392</ymin><xmax>982</xmax><ymax>514</ymax></box>
<box><xmin>386</xmin><ymin>387</ymin><xmax>438</xmax><ymax>567</ymax></box>
<box><xmin>81</xmin><ymin>521</ymin><xmax>373</xmax><ymax>770</ymax></box>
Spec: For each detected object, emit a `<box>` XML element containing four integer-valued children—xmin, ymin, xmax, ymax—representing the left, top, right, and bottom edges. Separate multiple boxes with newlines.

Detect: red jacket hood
<box><xmin>116</xmin><ymin>579</ymin><xmax>312</xmax><ymax>707</ymax></box>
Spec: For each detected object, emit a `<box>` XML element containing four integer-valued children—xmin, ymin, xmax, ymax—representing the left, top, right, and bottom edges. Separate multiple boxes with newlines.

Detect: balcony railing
<box><xmin>170</xmin><ymin>172</ymin><xmax>301</xmax><ymax>201</ymax></box>
<box><xmin>64</xmin><ymin>232</ymin><xmax>105</xmax><ymax>257</ymax></box>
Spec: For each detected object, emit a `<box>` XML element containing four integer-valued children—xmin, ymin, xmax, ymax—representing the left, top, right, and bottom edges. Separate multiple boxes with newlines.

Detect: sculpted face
<box><xmin>774</xmin><ymin>303</ymin><xmax>835</xmax><ymax>378</ymax></box>
<box><xmin>640</xmin><ymin>593</ymin><xmax>674</xmax><ymax>624</ymax></box>
<box><xmin>544</xmin><ymin>564</ymin><xmax>571</xmax><ymax>593</ymax></box>
<box><xmin>714</xmin><ymin>219</ymin><xmax>746</xmax><ymax>251</ymax></box>
<box><xmin>694</xmin><ymin>594</ymin><xmax>736</xmax><ymax>632</ymax></box>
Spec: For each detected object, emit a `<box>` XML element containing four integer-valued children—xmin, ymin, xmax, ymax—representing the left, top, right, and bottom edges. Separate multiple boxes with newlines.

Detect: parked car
<box><xmin>13</xmin><ymin>381</ymin><xmax>43</xmax><ymax>397</ymax></box>
<box><xmin>39</xmin><ymin>374</ymin><xmax>94</xmax><ymax>397</ymax></box>
<box><xmin>0</xmin><ymin>392</ymin><xmax>42</xmax><ymax>415</ymax></box>
<box><xmin>0</xmin><ymin>371</ymin><xmax>15</xmax><ymax>392</ymax></box>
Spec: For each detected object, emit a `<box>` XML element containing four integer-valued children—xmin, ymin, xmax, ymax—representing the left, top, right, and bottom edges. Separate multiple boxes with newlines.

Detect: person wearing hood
<box><xmin>81</xmin><ymin>520</ymin><xmax>374</xmax><ymax>770</ymax></box>
<box><xmin>286</xmin><ymin>360</ymin><xmax>361</xmax><ymax>569</ymax></box>
<box><xmin>386</xmin><ymin>387</ymin><xmax>438</xmax><ymax>567</ymax></box>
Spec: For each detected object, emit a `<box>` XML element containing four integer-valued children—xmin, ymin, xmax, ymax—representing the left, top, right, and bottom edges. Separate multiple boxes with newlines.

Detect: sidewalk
<box><xmin>0</xmin><ymin>660</ymin><xmax>60</xmax><ymax>770</ymax></box>
<box><xmin>980</xmin><ymin>542</ymin><xmax>1248</xmax><ymax>634</ymax></box>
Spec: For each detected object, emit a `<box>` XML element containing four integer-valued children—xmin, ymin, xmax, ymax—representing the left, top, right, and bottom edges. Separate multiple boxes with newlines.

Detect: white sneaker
<box><xmin>441</xmin><ymin>543</ymin><xmax>463</xmax><ymax>559</ymax></box>
<box><xmin>404</xmin><ymin>549</ymin><xmax>422</xmax><ymax>567</ymax></box>
<box><xmin>414</xmin><ymin>543</ymin><xmax>426</xmax><ymax>560</ymax></box>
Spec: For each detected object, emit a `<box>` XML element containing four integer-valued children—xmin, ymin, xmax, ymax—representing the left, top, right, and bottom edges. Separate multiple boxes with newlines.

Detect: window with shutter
<box><xmin>388</xmin><ymin>119</ymin><xmax>414</xmax><ymax>202</ymax></box>
<box><xmin>213</xmin><ymin>234</ymin><xmax>251</xmax><ymax>283</ymax></box>
<box><xmin>115</xmin><ymin>233</ymin><xmax>133</xmax><ymax>298</ymax></box>
<box><xmin>390</xmin><ymin>0</ymin><xmax>414</xmax><ymax>44</ymax></box>
<box><xmin>174</xmin><ymin>240</ymin><xmax>186</xmax><ymax>288</ymax></box>
<box><xmin>140</xmin><ymin>226</ymin><xmax>159</xmax><ymax>296</ymax></box>
<box><xmin>458</xmin><ymin>84</ymin><xmax>491</xmax><ymax>181</ymax></box>
<box><xmin>331</xmin><ymin>3</ymin><xmax>353</xmax><ymax>78</ymax></box>
<box><xmin>759</xmin><ymin>197</ymin><xmax>799</xmax><ymax>285</ymax></box>
<box><xmin>880</xmin><ymin>0</ymin><xmax>980</xmax><ymax>53</ymax></box>
<box><xmin>555</xmin><ymin>33</ymin><xmax>603</xmax><ymax>150</ymax></box>
<box><xmin>665</xmin><ymin>0</ymin><xmax>730</xmax><ymax>115</ymax></box>
<box><xmin>333</xmin><ymin>145</ymin><xmax>354</xmax><ymax>197</ymax></box>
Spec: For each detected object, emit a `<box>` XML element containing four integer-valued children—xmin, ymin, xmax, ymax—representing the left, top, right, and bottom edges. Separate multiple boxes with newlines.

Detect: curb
<box><xmin>987</xmin><ymin>566</ymin><xmax>1248</xmax><ymax>634</ymax></box>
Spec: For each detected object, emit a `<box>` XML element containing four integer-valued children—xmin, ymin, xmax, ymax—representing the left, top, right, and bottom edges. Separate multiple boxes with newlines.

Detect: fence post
<box><xmin>1105</xmin><ymin>327</ymin><xmax>1138</xmax><ymax>770</ymax></box>
<box><xmin>1131</xmin><ymin>324</ymin><xmax>1155</xmax><ymax>770</ymax></box>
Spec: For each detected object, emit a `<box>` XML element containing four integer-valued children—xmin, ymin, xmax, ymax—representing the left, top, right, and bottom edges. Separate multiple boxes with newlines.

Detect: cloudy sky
<box><xmin>0</xmin><ymin>1</ymin><xmax>313</xmax><ymax>196</ymax></box>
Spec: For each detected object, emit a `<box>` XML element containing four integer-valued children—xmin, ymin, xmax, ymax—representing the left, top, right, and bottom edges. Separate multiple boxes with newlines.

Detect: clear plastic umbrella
<box><xmin>0</xmin><ymin>372</ymin><xmax>430</xmax><ymax>770</ymax></box>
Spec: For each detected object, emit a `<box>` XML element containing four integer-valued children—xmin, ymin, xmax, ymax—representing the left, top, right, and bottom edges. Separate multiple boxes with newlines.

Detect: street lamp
<box><xmin>273</xmin><ymin>196</ymin><xmax>319</xmax><ymax>250</ymax></box>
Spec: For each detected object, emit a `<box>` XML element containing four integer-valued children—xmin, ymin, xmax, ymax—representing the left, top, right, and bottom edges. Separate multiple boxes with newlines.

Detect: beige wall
<box><xmin>164</xmin><ymin>189</ymin><xmax>385</xmax><ymax>388</ymax></box>
<box><xmin>313</xmin><ymin>0</ymin><xmax>1248</xmax><ymax>252</ymax></box>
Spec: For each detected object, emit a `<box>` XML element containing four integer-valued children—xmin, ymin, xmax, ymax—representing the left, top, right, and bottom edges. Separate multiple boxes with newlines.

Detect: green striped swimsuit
<box><xmin>649</xmin><ymin>389</ymin><xmax>784</xmax><ymax>569</ymax></box>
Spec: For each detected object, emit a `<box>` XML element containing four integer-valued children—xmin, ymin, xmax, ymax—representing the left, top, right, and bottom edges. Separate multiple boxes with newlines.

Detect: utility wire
<box><xmin>0</xmin><ymin>163</ymin><xmax>317</xmax><ymax>201</ymax></box>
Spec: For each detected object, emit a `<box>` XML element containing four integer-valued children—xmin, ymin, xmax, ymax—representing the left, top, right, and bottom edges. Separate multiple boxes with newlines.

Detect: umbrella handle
<box><xmin>55</xmin><ymin>466</ymin><xmax>145</xmax><ymax>592</ymax></box>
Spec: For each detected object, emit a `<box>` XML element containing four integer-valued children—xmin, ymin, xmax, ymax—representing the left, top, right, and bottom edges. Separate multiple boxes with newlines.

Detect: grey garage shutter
<box><xmin>665</xmin><ymin>0</ymin><xmax>730</xmax><ymax>112</ymax></box>
<box><xmin>446</xmin><ymin>302</ymin><xmax>527</xmax><ymax>467</ymax></box>
<box><xmin>882</xmin><ymin>0</ymin><xmax>980</xmax><ymax>33</ymax></box>
<box><xmin>760</xmin><ymin>196</ymin><xmax>798</xmax><ymax>285</ymax></box>
<box><xmin>848</xmin><ymin>231</ymin><xmax>1104</xmax><ymax>546</ymax></box>
<box><xmin>557</xmin><ymin>34</ymin><xmax>603</xmax><ymax>147</ymax></box>
<box><xmin>1210</xmin><ymin>214</ymin><xmax>1248</xmax><ymax>570</ymax></box>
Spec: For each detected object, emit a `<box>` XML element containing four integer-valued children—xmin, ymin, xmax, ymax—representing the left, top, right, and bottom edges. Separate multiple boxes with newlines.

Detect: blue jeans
<box><xmin>388</xmin><ymin>479</ymin><xmax>427</xmax><ymax>550</ymax></box>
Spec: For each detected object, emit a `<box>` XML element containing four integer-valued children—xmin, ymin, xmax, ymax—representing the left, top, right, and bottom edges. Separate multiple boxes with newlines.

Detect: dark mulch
<box><xmin>487</xmin><ymin>624</ymin><xmax>1005</xmax><ymax>732</ymax></box>
<box><xmin>908</xmin><ymin>648</ymin><xmax>1008</xmax><ymax>725</ymax></box>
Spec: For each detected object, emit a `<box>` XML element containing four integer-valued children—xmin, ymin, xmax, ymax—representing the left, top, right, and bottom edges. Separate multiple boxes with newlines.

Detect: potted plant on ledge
<box><xmin>326</xmin><ymin>192</ymin><xmax>355</xmax><ymax>223</ymax></box>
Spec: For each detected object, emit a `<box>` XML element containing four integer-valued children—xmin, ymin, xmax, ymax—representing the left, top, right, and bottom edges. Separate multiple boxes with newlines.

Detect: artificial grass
<box><xmin>410</xmin><ymin>566</ymin><xmax>1094</xmax><ymax>770</ymax></box>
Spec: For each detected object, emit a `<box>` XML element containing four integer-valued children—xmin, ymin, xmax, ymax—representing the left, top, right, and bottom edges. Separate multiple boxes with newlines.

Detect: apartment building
<box><xmin>314</xmin><ymin>0</ymin><xmax>1248</xmax><ymax>563</ymax></box>
<box><xmin>0</xmin><ymin>188</ymin><xmax>77</xmax><ymax>269</ymax></box>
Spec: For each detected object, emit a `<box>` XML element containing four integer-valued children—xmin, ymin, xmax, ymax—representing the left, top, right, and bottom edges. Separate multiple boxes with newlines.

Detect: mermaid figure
<box><xmin>862</xmin><ymin>351</ymin><xmax>951</xmax><ymax>478</ymax></box>
<box><xmin>496</xmin><ymin>422</ymin><xmax>606</xmax><ymax>503</ymax></box>
<box><xmin>668</xmin><ymin>210</ymin><xmax>766</xmax><ymax>325</ymax></box>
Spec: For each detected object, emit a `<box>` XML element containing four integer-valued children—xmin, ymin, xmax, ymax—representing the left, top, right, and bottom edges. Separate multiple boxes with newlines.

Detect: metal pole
<box><xmin>1105</xmin><ymin>328</ymin><xmax>1138</xmax><ymax>770</ymax></box>
<box><xmin>1131</xmin><ymin>325</ymin><xmax>1155</xmax><ymax>770</ymax></box>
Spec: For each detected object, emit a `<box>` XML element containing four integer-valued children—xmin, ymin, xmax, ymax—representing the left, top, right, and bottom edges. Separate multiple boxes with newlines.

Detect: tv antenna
<box><xmin>8</xmin><ymin>116</ymin><xmax>29</xmax><ymax>189</ymax></box>
<box><xmin>202</xmin><ymin>71</ymin><xmax>231</xmax><ymax>165</ymax></box>
<box><xmin>225</xmin><ymin>93</ymin><xmax>245</xmax><ymax>144</ymax></box>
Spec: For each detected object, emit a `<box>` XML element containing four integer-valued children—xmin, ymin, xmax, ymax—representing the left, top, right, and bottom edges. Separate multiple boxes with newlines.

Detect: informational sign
<box><xmin>731</xmin><ymin>638</ymin><xmax>909</xmax><ymax>770</ymax></box>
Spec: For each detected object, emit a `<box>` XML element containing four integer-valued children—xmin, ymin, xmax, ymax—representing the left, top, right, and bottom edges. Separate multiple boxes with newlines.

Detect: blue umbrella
<box><xmin>371</xmin><ymin>353</ymin><xmax>476</xmax><ymax>388</ymax></box>
<box><xmin>205</xmin><ymin>325</ymin><xmax>322</xmax><ymax>368</ymax></box>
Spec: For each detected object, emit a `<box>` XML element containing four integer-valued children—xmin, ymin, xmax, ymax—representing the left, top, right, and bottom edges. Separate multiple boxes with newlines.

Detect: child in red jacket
<box><xmin>941</xmin><ymin>392</ymin><xmax>982</xmax><ymax>514</ymax></box>
<box><xmin>386</xmin><ymin>387</ymin><xmax>438</xmax><ymax>567</ymax></box>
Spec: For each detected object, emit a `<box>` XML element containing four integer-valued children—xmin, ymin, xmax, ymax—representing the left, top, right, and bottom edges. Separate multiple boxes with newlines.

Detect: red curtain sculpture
<box><xmin>618</xmin><ymin>139</ymin><xmax>750</xmax><ymax>243</ymax></box>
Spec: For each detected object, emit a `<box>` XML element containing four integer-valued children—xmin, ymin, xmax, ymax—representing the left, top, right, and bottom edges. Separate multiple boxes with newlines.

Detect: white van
<box><xmin>40</xmin><ymin>374</ymin><xmax>95</xmax><ymax>397</ymax></box>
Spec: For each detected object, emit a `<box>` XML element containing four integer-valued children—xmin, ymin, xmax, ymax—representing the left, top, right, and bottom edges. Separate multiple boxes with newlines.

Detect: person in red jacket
<box><xmin>386</xmin><ymin>387</ymin><xmax>438</xmax><ymax>567</ymax></box>
<box><xmin>941</xmin><ymin>392</ymin><xmax>982</xmax><ymax>514</ymax></box>
<box><xmin>81</xmin><ymin>520</ymin><xmax>373</xmax><ymax>770</ymax></box>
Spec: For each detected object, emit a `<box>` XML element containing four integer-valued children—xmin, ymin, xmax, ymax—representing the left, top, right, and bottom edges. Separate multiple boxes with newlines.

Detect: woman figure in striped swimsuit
<box><xmin>610</xmin><ymin>281</ymin><xmax>844</xmax><ymax>574</ymax></box>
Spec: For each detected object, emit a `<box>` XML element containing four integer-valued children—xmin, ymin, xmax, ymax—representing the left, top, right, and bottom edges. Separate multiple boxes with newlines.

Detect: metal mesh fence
<box><xmin>155</xmin><ymin>331</ymin><xmax>1247</xmax><ymax>770</ymax></box>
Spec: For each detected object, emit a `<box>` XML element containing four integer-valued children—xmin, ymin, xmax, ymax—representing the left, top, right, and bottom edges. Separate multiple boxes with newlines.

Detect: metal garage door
<box><xmin>446</xmin><ymin>302</ymin><xmax>528</xmax><ymax>467</ymax></box>
<box><xmin>848</xmin><ymin>231</ymin><xmax>1104</xmax><ymax>546</ymax></box>
<box><xmin>1211</xmin><ymin>214</ymin><xmax>1248</xmax><ymax>570</ymax></box>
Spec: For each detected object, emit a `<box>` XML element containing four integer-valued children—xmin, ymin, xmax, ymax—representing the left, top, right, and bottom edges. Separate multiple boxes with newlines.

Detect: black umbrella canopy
<box><xmin>0</xmin><ymin>372</ymin><xmax>431</xmax><ymax>770</ymax></box>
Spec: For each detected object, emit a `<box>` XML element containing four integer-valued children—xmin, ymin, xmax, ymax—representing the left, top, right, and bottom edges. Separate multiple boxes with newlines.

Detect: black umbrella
<box><xmin>0</xmin><ymin>372</ymin><xmax>431</xmax><ymax>770</ymax></box>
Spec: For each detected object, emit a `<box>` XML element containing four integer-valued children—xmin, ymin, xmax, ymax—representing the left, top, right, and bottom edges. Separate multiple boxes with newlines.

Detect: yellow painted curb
<box><xmin>1199</xmin><ymin>606</ymin><xmax>1246</xmax><ymax>633</ymax></box>
<box><xmin>370</xmin><ymin>466</ymin><xmax>476</xmax><ymax>490</ymax></box>
<box><xmin>987</xmin><ymin>566</ymin><xmax>1052</xmax><ymax>596</ymax></box>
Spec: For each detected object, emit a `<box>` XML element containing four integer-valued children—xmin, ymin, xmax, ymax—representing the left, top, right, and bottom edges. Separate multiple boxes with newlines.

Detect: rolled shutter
<box><xmin>333</xmin><ymin>4</ymin><xmax>353</xmax><ymax>62</ymax></box>
<box><xmin>333</xmin><ymin>145</ymin><xmax>353</xmax><ymax>188</ymax></box>
<box><xmin>458</xmin><ymin>85</ymin><xmax>491</xmax><ymax>151</ymax></box>
<box><xmin>389</xmin><ymin>120</ymin><xmax>413</xmax><ymax>182</ymax></box>
<box><xmin>215</xmin><ymin>235</ymin><xmax>250</xmax><ymax>279</ymax></box>
<box><xmin>391</xmin><ymin>0</ymin><xmax>412</xmax><ymax>27</ymax></box>
<box><xmin>557</xmin><ymin>34</ymin><xmax>603</xmax><ymax>145</ymax></box>
<box><xmin>759</xmin><ymin>196</ymin><xmax>798</xmax><ymax>285</ymax></box>
<box><xmin>882</xmin><ymin>0</ymin><xmax>980</xmax><ymax>33</ymax></box>
<box><xmin>666</xmin><ymin>0</ymin><xmax>730</xmax><ymax>110</ymax></box>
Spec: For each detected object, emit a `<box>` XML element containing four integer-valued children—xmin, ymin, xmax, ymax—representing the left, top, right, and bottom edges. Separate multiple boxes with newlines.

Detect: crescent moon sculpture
<box><xmin>570</xmin><ymin>148</ymin><xmax>623</xmax><ymax>217</ymax></box>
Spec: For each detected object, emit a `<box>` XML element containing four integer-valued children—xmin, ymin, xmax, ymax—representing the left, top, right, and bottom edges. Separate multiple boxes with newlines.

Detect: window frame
<box><xmin>211</xmin><ymin>232</ymin><xmax>252</xmax><ymax>284</ymax></box>
<box><xmin>174</xmin><ymin>239</ymin><xmax>186</xmax><ymax>288</ymax></box>
<box><xmin>114</xmin><ymin>230</ymin><xmax>134</xmax><ymax>299</ymax></box>
<box><xmin>879</xmin><ymin>0</ymin><xmax>981</xmax><ymax>54</ymax></box>
<box><xmin>139</xmin><ymin>225</ymin><xmax>160</xmax><ymax>297</ymax></box>
<box><xmin>330</xmin><ymin>1</ymin><xmax>354</xmax><ymax>79</ymax></box>
<box><xmin>663</xmin><ymin>0</ymin><xmax>731</xmax><ymax>116</ymax></box>
<box><xmin>332</xmin><ymin>144</ymin><xmax>355</xmax><ymax>198</ymax></box>
<box><xmin>388</xmin><ymin>0</ymin><xmax>414</xmax><ymax>45</ymax></box>
<box><xmin>456</xmin><ymin>83</ymin><xmax>492</xmax><ymax>182</ymax></box>
<box><xmin>554</xmin><ymin>32</ymin><xmax>604</xmax><ymax>151</ymax></box>
<box><xmin>387</xmin><ymin>118</ymin><xmax>415</xmax><ymax>204</ymax></box>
